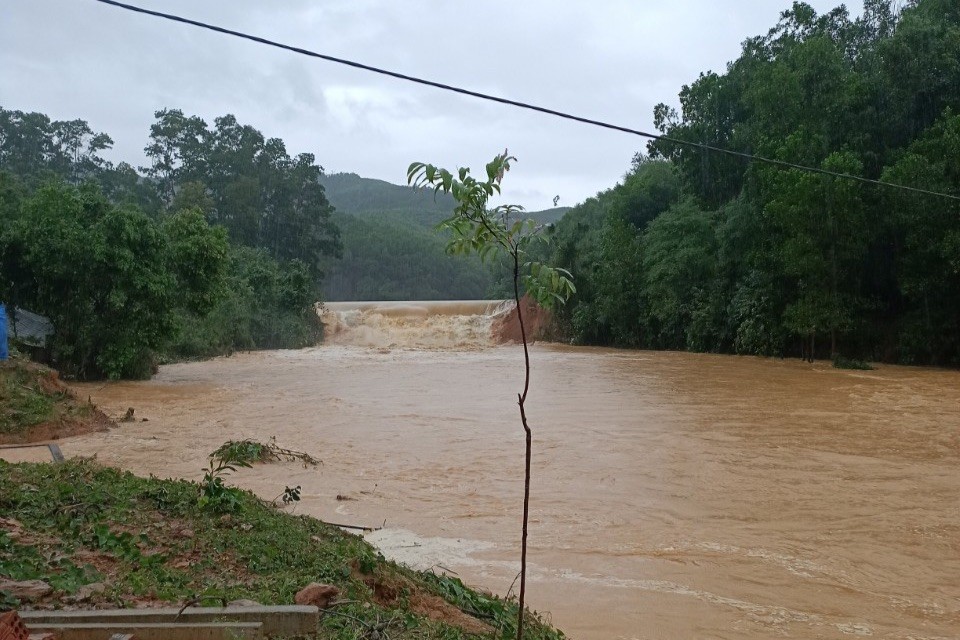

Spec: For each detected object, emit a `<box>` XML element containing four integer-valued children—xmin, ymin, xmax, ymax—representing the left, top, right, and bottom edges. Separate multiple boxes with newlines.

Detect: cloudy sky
<box><xmin>2</xmin><ymin>0</ymin><xmax>864</xmax><ymax>209</ymax></box>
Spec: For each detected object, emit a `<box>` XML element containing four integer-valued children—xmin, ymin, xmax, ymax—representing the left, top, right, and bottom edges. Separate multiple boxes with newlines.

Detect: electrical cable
<box><xmin>91</xmin><ymin>0</ymin><xmax>960</xmax><ymax>202</ymax></box>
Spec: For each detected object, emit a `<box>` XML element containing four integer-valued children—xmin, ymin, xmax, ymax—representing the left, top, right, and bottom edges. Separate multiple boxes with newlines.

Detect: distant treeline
<box><xmin>0</xmin><ymin>107</ymin><xmax>340</xmax><ymax>378</ymax></box>
<box><xmin>548</xmin><ymin>0</ymin><xmax>960</xmax><ymax>366</ymax></box>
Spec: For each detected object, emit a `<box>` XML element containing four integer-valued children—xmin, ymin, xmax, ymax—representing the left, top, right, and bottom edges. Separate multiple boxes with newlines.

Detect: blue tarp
<box><xmin>0</xmin><ymin>303</ymin><xmax>8</xmax><ymax>360</ymax></box>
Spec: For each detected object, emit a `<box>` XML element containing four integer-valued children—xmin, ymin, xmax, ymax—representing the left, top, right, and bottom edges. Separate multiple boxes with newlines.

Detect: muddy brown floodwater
<box><xmin>66</xmin><ymin>301</ymin><xmax>960</xmax><ymax>640</ymax></box>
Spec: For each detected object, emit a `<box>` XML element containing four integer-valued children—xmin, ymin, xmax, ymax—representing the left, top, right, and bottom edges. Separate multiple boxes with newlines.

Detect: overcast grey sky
<box><xmin>2</xmin><ymin>0</ymin><xmax>864</xmax><ymax>209</ymax></box>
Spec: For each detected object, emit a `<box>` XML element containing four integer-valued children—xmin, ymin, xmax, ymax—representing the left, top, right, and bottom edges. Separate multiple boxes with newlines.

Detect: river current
<box><xmin>66</xmin><ymin>301</ymin><xmax>960</xmax><ymax>639</ymax></box>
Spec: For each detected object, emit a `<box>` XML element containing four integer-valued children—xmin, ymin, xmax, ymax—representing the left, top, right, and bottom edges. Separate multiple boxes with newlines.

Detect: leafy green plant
<box><xmin>212</xmin><ymin>439</ymin><xmax>269</xmax><ymax>465</ymax></box>
<box><xmin>209</xmin><ymin>439</ymin><xmax>318</xmax><ymax>513</ymax></box>
<box><xmin>408</xmin><ymin>152</ymin><xmax>574</xmax><ymax>640</ymax></box>
<box><xmin>198</xmin><ymin>457</ymin><xmax>249</xmax><ymax>513</ymax></box>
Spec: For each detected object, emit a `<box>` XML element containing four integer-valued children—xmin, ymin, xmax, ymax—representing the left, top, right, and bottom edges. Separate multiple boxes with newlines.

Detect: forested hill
<box><xmin>320</xmin><ymin>172</ymin><xmax>455</xmax><ymax>226</ymax></box>
<box><xmin>321</xmin><ymin>171</ymin><xmax>570</xmax><ymax>227</ymax></box>
<box><xmin>548</xmin><ymin>0</ymin><xmax>960</xmax><ymax>367</ymax></box>
<box><xmin>319</xmin><ymin>171</ymin><xmax>570</xmax><ymax>301</ymax></box>
<box><xmin>324</xmin><ymin>211</ymin><xmax>493</xmax><ymax>301</ymax></box>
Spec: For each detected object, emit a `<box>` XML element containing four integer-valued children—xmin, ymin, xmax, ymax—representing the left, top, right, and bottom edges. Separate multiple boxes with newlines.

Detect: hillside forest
<box><xmin>2</xmin><ymin>0</ymin><xmax>959</xmax><ymax>378</ymax></box>
<box><xmin>547</xmin><ymin>0</ymin><xmax>960</xmax><ymax>366</ymax></box>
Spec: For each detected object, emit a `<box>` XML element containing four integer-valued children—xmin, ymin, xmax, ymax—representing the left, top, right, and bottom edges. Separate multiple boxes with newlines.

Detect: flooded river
<box><xmin>66</xmin><ymin>301</ymin><xmax>960</xmax><ymax>639</ymax></box>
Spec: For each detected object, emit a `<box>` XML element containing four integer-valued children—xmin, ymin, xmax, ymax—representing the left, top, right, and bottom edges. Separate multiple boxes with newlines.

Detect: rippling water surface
<box><xmin>66</xmin><ymin>302</ymin><xmax>960</xmax><ymax>639</ymax></box>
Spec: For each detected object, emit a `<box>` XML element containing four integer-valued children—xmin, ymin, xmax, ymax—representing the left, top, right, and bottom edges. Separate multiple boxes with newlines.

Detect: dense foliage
<box><xmin>0</xmin><ymin>107</ymin><xmax>338</xmax><ymax>378</ymax></box>
<box><xmin>0</xmin><ymin>179</ymin><xmax>226</xmax><ymax>379</ymax></box>
<box><xmin>145</xmin><ymin>109</ymin><xmax>340</xmax><ymax>278</ymax></box>
<box><xmin>550</xmin><ymin>0</ymin><xmax>960</xmax><ymax>366</ymax></box>
<box><xmin>165</xmin><ymin>245</ymin><xmax>323</xmax><ymax>360</ymax></box>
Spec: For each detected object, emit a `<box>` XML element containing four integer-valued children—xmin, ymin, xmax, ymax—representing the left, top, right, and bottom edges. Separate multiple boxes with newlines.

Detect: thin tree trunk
<box><xmin>830</xmin><ymin>245</ymin><xmax>839</xmax><ymax>359</ymax></box>
<box><xmin>513</xmin><ymin>253</ymin><xmax>532</xmax><ymax>640</ymax></box>
<box><xmin>827</xmin><ymin>183</ymin><xmax>838</xmax><ymax>360</ymax></box>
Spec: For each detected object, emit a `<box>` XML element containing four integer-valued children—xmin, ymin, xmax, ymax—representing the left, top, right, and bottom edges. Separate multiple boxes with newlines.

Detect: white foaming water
<box><xmin>320</xmin><ymin>300</ymin><xmax>511</xmax><ymax>350</ymax></box>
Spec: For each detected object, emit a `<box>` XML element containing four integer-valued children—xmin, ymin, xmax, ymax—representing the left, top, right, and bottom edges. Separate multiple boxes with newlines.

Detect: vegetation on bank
<box><xmin>0</xmin><ymin>460</ymin><xmax>565</xmax><ymax>639</ymax></box>
<box><xmin>0</xmin><ymin>358</ymin><xmax>111</xmax><ymax>444</ymax></box>
<box><xmin>547</xmin><ymin>0</ymin><xmax>960</xmax><ymax>367</ymax></box>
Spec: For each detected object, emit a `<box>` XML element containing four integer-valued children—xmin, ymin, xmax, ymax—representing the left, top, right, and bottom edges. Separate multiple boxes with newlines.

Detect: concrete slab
<box><xmin>0</xmin><ymin>445</ymin><xmax>58</xmax><ymax>464</ymax></box>
<box><xmin>20</xmin><ymin>606</ymin><xmax>318</xmax><ymax>637</ymax></box>
<box><xmin>24</xmin><ymin>622</ymin><xmax>262</xmax><ymax>640</ymax></box>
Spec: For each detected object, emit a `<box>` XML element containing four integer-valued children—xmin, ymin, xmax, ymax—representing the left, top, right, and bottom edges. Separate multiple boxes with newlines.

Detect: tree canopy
<box><xmin>550</xmin><ymin>0</ymin><xmax>960</xmax><ymax>366</ymax></box>
<box><xmin>0</xmin><ymin>107</ymin><xmax>339</xmax><ymax>378</ymax></box>
<box><xmin>143</xmin><ymin>109</ymin><xmax>341</xmax><ymax>277</ymax></box>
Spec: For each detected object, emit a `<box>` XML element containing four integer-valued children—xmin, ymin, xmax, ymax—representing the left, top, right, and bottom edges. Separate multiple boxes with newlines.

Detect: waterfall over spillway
<box><xmin>319</xmin><ymin>300</ymin><xmax>513</xmax><ymax>349</ymax></box>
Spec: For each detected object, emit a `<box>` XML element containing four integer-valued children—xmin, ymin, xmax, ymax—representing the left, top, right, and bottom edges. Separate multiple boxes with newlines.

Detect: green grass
<box><xmin>0</xmin><ymin>358</ymin><xmax>104</xmax><ymax>443</ymax></box>
<box><xmin>0</xmin><ymin>361</ymin><xmax>59</xmax><ymax>436</ymax></box>
<box><xmin>0</xmin><ymin>460</ymin><xmax>565</xmax><ymax>639</ymax></box>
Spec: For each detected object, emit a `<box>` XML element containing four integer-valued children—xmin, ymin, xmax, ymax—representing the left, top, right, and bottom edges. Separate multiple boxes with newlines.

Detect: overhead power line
<box><xmin>92</xmin><ymin>0</ymin><xmax>960</xmax><ymax>203</ymax></box>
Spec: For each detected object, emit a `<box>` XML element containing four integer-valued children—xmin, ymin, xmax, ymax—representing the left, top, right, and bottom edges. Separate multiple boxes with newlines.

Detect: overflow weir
<box><xmin>320</xmin><ymin>300</ymin><xmax>515</xmax><ymax>349</ymax></box>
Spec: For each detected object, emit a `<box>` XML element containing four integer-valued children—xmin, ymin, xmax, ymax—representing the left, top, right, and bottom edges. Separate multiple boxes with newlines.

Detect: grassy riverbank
<box><xmin>0</xmin><ymin>358</ymin><xmax>565</xmax><ymax>637</ymax></box>
<box><xmin>0</xmin><ymin>358</ymin><xmax>113</xmax><ymax>444</ymax></box>
<box><xmin>0</xmin><ymin>460</ymin><xmax>565</xmax><ymax>639</ymax></box>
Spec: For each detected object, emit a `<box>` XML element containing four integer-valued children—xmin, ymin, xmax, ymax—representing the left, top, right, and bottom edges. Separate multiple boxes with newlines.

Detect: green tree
<box><xmin>1</xmin><ymin>182</ymin><xmax>228</xmax><ymax>379</ymax></box>
<box><xmin>408</xmin><ymin>153</ymin><xmax>573</xmax><ymax>640</ymax></box>
<box><xmin>0</xmin><ymin>106</ymin><xmax>330</xmax><ymax>367</ymax></box>
<box><xmin>548</xmin><ymin>158</ymin><xmax>681</xmax><ymax>347</ymax></box>
<box><xmin>163</xmin><ymin>208</ymin><xmax>230</xmax><ymax>313</ymax></box>
<box><xmin>882</xmin><ymin>112</ymin><xmax>960</xmax><ymax>363</ymax></box>
<box><xmin>0</xmin><ymin>107</ymin><xmax>114</xmax><ymax>185</ymax></box>
<box><xmin>765</xmin><ymin>151</ymin><xmax>868</xmax><ymax>358</ymax></box>
<box><xmin>577</xmin><ymin>213</ymin><xmax>646</xmax><ymax>346</ymax></box>
<box><xmin>641</xmin><ymin>200</ymin><xmax>720</xmax><ymax>350</ymax></box>
<box><xmin>165</xmin><ymin>246</ymin><xmax>322</xmax><ymax>359</ymax></box>
<box><xmin>143</xmin><ymin>109</ymin><xmax>341</xmax><ymax>278</ymax></box>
